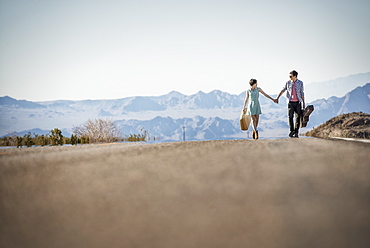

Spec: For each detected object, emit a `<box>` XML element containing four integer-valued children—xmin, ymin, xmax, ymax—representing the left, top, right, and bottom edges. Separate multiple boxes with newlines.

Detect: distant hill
<box><xmin>305</xmin><ymin>112</ymin><xmax>370</xmax><ymax>139</ymax></box>
<box><xmin>116</xmin><ymin>116</ymin><xmax>243</xmax><ymax>141</ymax></box>
<box><xmin>305</xmin><ymin>72</ymin><xmax>370</xmax><ymax>102</ymax></box>
<box><xmin>0</xmin><ymin>96</ymin><xmax>45</xmax><ymax>109</ymax></box>
<box><xmin>308</xmin><ymin>83</ymin><xmax>370</xmax><ymax>126</ymax></box>
<box><xmin>1</xmin><ymin>128</ymin><xmax>72</xmax><ymax>138</ymax></box>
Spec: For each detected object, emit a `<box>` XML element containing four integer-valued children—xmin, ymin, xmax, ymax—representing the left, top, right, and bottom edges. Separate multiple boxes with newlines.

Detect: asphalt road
<box><xmin>1</xmin><ymin>138</ymin><xmax>370</xmax><ymax>248</ymax></box>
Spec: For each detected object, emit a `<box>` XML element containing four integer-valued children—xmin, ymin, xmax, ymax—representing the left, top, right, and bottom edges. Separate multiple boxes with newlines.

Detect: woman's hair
<box><xmin>249</xmin><ymin>79</ymin><xmax>257</xmax><ymax>86</ymax></box>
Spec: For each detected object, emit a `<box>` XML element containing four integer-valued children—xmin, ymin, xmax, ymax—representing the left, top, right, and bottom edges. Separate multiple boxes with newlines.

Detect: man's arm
<box><xmin>300</xmin><ymin>81</ymin><xmax>305</xmax><ymax>108</ymax></box>
<box><xmin>276</xmin><ymin>90</ymin><xmax>284</xmax><ymax>103</ymax></box>
<box><xmin>276</xmin><ymin>82</ymin><xmax>287</xmax><ymax>103</ymax></box>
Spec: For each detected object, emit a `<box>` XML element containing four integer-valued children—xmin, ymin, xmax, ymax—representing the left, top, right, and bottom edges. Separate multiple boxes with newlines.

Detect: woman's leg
<box><xmin>252</xmin><ymin>115</ymin><xmax>259</xmax><ymax>130</ymax></box>
<box><xmin>255</xmin><ymin>115</ymin><xmax>259</xmax><ymax>129</ymax></box>
<box><xmin>253</xmin><ymin>115</ymin><xmax>260</xmax><ymax>139</ymax></box>
<box><xmin>251</xmin><ymin>115</ymin><xmax>255</xmax><ymax>130</ymax></box>
<box><xmin>251</xmin><ymin>115</ymin><xmax>259</xmax><ymax>131</ymax></box>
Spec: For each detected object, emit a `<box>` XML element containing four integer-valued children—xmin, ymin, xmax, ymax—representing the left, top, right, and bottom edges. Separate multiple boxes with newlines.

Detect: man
<box><xmin>276</xmin><ymin>70</ymin><xmax>305</xmax><ymax>138</ymax></box>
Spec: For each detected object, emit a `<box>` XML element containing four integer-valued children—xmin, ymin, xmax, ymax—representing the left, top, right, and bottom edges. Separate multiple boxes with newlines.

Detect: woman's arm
<box><xmin>258</xmin><ymin>88</ymin><xmax>275</xmax><ymax>102</ymax></box>
<box><xmin>243</xmin><ymin>91</ymin><xmax>249</xmax><ymax>110</ymax></box>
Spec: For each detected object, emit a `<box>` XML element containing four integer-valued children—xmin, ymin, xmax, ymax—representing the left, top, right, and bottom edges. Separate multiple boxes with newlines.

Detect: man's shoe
<box><xmin>289</xmin><ymin>131</ymin><xmax>295</xmax><ymax>137</ymax></box>
<box><xmin>294</xmin><ymin>132</ymin><xmax>299</xmax><ymax>138</ymax></box>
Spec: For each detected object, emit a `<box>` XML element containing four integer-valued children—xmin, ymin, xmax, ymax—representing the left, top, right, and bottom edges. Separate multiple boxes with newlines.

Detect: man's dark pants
<box><xmin>288</xmin><ymin>101</ymin><xmax>302</xmax><ymax>132</ymax></box>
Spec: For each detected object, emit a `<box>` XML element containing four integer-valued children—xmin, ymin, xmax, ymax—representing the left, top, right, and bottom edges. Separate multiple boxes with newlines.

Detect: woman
<box><xmin>242</xmin><ymin>79</ymin><xmax>276</xmax><ymax>139</ymax></box>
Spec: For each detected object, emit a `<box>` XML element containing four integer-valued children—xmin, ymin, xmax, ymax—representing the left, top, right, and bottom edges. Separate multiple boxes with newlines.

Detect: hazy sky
<box><xmin>1</xmin><ymin>0</ymin><xmax>369</xmax><ymax>101</ymax></box>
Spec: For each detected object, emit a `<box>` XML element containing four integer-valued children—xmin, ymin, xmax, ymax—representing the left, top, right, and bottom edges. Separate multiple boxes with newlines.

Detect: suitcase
<box><xmin>240</xmin><ymin>109</ymin><xmax>251</xmax><ymax>131</ymax></box>
<box><xmin>300</xmin><ymin>105</ymin><xmax>314</xmax><ymax>128</ymax></box>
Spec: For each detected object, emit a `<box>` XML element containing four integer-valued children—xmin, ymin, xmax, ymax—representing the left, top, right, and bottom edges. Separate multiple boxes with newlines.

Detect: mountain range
<box><xmin>1</xmin><ymin>72</ymin><xmax>369</xmax><ymax>140</ymax></box>
<box><xmin>304</xmin><ymin>72</ymin><xmax>370</xmax><ymax>102</ymax></box>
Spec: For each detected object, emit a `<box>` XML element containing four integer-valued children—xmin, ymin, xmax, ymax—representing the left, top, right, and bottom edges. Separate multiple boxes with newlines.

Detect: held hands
<box><xmin>273</xmin><ymin>98</ymin><xmax>279</xmax><ymax>104</ymax></box>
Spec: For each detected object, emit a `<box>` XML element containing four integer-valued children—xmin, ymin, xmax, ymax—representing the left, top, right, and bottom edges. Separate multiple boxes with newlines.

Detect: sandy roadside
<box><xmin>1</xmin><ymin>138</ymin><xmax>369</xmax><ymax>248</ymax></box>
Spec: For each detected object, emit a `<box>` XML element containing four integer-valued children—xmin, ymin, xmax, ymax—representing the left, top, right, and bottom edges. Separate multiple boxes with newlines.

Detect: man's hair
<box><xmin>290</xmin><ymin>70</ymin><xmax>298</xmax><ymax>77</ymax></box>
<box><xmin>249</xmin><ymin>79</ymin><xmax>257</xmax><ymax>86</ymax></box>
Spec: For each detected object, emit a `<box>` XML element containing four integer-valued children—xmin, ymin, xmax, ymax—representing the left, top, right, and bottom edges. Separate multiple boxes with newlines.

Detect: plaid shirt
<box><xmin>281</xmin><ymin>79</ymin><xmax>304</xmax><ymax>103</ymax></box>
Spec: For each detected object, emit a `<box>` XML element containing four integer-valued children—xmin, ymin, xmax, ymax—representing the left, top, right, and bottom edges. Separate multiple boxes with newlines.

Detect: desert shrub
<box><xmin>24</xmin><ymin>133</ymin><xmax>34</xmax><ymax>147</ymax></box>
<box><xmin>70</xmin><ymin>134</ymin><xmax>78</xmax><ymax>145</ymax></box>
<box><xmin>73</xmin><ymin>119</ymin><xmax>122</xmax><ymax>143</ymax></box>
<box><xmin>50</xmin><ymin>128</ymin><xmax>64</xmax><ymax>146</ymax></box>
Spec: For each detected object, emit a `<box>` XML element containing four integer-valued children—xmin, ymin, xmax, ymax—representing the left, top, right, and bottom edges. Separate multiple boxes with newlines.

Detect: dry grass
<box><xmin>1</xmin><ymin>139</ymin><xmax>370</xmax><ymax>248</ymax></box>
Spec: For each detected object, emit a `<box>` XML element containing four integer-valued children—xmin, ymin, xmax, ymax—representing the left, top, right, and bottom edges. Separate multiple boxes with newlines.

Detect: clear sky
<box><xmin>1</xmin><ymin>0</ymin><xmax>369</xmax><ymax>101</ymax></box>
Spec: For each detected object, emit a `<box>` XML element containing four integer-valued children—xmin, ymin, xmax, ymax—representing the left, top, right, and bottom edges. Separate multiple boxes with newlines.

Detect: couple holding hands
<box><xmin>242</xmin><ymin>70</ymin><xmax>305</xmax><ymax>139</ymax></box>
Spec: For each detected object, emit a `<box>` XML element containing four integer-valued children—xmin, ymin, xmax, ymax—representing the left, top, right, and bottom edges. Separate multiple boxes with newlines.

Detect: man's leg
<box><xmin>288</xmin><ymin>103</ymin><xmax>295</xmax><ymax>137</ymax></box>
<box><xmin>294</xmin><ymin>103</ymin><xmax>302</xmax><ymax>137</ymax></box>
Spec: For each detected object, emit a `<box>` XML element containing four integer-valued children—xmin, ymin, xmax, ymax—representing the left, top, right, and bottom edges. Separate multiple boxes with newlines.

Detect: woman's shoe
<box><xmin>252</xmin><ymin>130</ymin><xmax>256</xmax><ymax>139</ymax></box>
<box><xmin>255</xmin><ymin>130</ymin><xmax>259</xmax><ymax>139</ymax></box>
